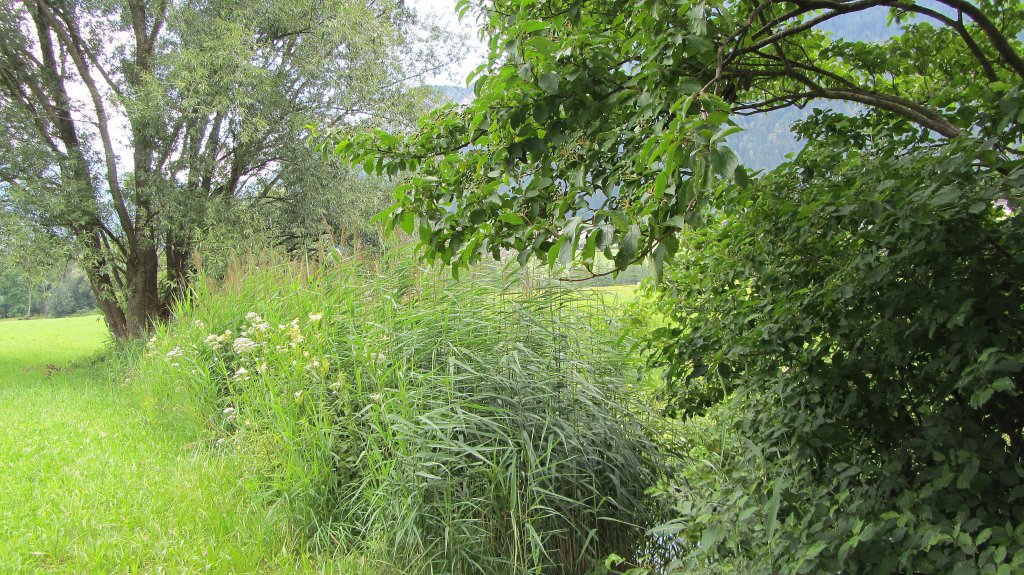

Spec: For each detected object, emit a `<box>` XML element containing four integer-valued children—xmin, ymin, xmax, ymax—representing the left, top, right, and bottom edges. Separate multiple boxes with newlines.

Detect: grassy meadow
<box><xmin>0</xmin><ymin>315</ymin><xmax>370</xmax><ymax>574</ymax></box>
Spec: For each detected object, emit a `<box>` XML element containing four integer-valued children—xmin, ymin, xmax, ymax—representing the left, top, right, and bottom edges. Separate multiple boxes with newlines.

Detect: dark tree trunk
<box><xmin>124</xmin><ymin>245</ymin><xmax>162</xmax><ymax>337</ymax></box>
<box><xmin>81</xmin><ymin>234</ymin><xmax>130</xmax><ymax>340</ymax></box>
<box><xmin>164</xmin><ymin>230</ymin><xmax>193</xmax><ymax>318</ymax></box>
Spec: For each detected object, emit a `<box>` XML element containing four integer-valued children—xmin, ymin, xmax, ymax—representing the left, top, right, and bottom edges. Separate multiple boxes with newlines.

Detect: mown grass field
<box><xmin>0</xmin><ymin>316</ymin><xmax>369</xmax><ymax>574</ymax></box>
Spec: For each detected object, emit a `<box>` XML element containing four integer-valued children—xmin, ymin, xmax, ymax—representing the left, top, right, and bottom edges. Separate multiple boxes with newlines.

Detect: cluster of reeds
<box><xmin>136</xmin><ymin>249</ymin><xmax>662</xmax><ymax>574</ymax></box>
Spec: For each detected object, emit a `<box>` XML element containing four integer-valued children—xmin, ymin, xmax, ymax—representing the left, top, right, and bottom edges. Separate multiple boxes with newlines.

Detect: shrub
<box><xmin>642</xmin><ymin>131</ymin><xmax>1024</xmax><ymax>573</ymax></box>
<box><xmin>136</xmin><ymin>250</ymin><xmax>663</xmax><ymax>574</ymax></box>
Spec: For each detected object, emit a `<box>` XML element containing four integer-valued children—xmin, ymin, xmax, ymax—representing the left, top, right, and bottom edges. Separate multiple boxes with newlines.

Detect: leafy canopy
<box><xmin>0</xmin><ymin>0</ymin><xmax>446</xmax><ymax>336</ymax></box>
<box><xmin>326</xmin><ymin>0</ymin><xmax>1024</xmax><ymax>279</ymax></box>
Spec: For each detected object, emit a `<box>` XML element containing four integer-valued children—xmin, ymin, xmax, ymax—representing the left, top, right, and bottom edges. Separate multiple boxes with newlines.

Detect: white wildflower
<box><xmin>308</xmin><ymin>313</ymin><xmax>323</xmax><ymax>322</ymax></box>
<box><xmin>234</xmin><ymin>367</ymin><xmax>249</xmax><ymax>379</ymax></box>
<box><xmin>294</xmin><ymin>390</ymin><xmax>304</xmax><ymax>402</ymax></box>
<box><xmin>165</xmin><ymin>346</ymin><xmax>184</xmax><ymax>359</ymax></box>
<box><xmin>223</xmin><ymin>407</ymin><xmax>236</xmax><ymax>415</ymax></box>
<box><xmin>232</xmin><ymin>337</ymin><xmax>258</xmax><ymax>354</ymax></box>
<box><xmin>256</xmin><ymin>362</ymin><xmax>269</xmax><ymax>374</ymax></box>
<box><xmin>246</xmin><ymin>312</ymin><xmax>270</xmax><ymax>332</ymax></box>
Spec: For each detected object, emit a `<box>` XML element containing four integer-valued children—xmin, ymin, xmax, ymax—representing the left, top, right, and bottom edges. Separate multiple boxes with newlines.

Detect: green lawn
<box><xmin>0</xmin><ymin>316</ymin><xmax>368</xmax><ymax>574</ymax></box>
<box><xmin>590</xmin><ymin>284</ymin><xmax>640</xmax><ymax>306</ymax></box>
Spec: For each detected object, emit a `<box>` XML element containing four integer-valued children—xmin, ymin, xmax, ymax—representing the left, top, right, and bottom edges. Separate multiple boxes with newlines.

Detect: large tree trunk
<box><xmin>94</xmin><ymin>289</ymin><xmax>130</xmax><ymax>340</ymax></box>
<box><xmin>123</xmin><ymin>245</ymin><xmax>162</xmax><ymax>337</ymax></box>
<box><xmin>164</xmin><ymin>230</ymin><xmax>193</xmax><ymax>318</ymax></box>
<box><xmin>75</xmin><ymin>228</ymin><xmax>136</xmax><ymax>339</ymax></box>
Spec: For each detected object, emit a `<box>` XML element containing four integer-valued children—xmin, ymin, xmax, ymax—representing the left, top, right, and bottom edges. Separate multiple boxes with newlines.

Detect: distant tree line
<box><xmin>0</xmin><ymin>265</ymin><xmax>94</xmax><ymax>319</ymax></box>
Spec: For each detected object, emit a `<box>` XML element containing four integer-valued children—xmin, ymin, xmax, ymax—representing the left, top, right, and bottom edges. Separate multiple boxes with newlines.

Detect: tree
<box><xmin>0</xmin><ymin>0</ymin><xmax>443</xmax><ymax>338</ymax></box>
<box><xmin>329</xmin><ymin>0</ymin><xmax>1023</xmax><ymax>278</ymax></box>
<box><xmin>0</xmin><ymin>206</ymin><xmax>67</xmax><ymax>317</ymax></box>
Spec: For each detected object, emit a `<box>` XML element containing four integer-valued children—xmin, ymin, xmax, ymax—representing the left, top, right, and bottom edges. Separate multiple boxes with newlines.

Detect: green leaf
<box><xmin>518</xmin><ymin>20</ymin><xmax>550</xmax><ymax>34</ymax></box>
<box><xmin>665</xmin><ymin>215</ymin><xmax>687</xmax><ymax>229</ymax></box>
<box><xmin>614</xmin><ymin>225</ymin><xmax>640</xmax><ymax>270</ymax></box>
<box><xmin>710</xmin><ymin>147</ymin><xmax>740</xmax><ymax>178</ymax></box>
<box><xmin>518</xmin><ymin>63</ymin><xmax>532</xmax><ymax>81</ymax></box>
<box><xmin>538</xmin><ymin>72</ymin><xmax>560</xmax><ymax>93</ymax></box>
<box><xmin>547</xmin><ymin>236</ymin><xmax>567</xmax><ymax>267</ymax></box>
<box><xmin>398</xmin><ymin>211</ymin><xmax>414</xmax><ymax>234</ymax></box>
<box><xmin>498</xmin><ymin>212</ymin><xmax>525</xmax><ymax>225</ymax></box>
<box><xmin>517</xmin><ymin>247</ymin><xmax>532</xmax><ymax>268</ymax></box>
<box><xmin>374</xmin><ymin>129</ymin><xmax>398</xmax><ymax>146</ymax></box>
<box><xmin>557</xmin><ymin>232</ymin><xmax>575</xmax><ymax>265</ymax></box>
<box><xmin>648</xmin><ymin>521</ymin><xmax>684</xmax><ymax>537</ymax></box>
<box><xmin>765</xmin><ymin>479</ymin><xmax>782</xmax><ymax>541</ymax></box>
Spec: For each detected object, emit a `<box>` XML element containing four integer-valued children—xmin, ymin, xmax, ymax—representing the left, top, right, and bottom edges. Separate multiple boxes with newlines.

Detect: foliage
<box><xmin>322</xmin><ymin>3</ymin><xmax>1024</xmax><ymax>571</ymax></box>
<box><xmin>638</xmin><ymin>118</ymin><xmax>1024</xmax><ymax>573</ymax></box>
<box><xmin>135</xmin><ymin>250</ymin><xmax>665</xmax><ymax>575</ymax></box>
<box><xmin>0</xmin><ymin>206</ymin><xmax>74</xmax><ymax>316</ymax></box>
<box><xmin>0</xmin><ymin>266</ymin><xmax>95</xmax><ymax>319</ymax></box>
<box><xmin>0</xmin><ymin>0</ymin><xmax>447</xmax><ymax>337</ymax></box>
<box><xmin>326</xmin><ymin>0</ymin><xmax>1023</xmax><ymax>282</ymax></box>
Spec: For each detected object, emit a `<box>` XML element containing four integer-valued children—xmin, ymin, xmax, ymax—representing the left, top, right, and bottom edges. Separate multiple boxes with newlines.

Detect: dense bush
<box><xmin>642</xmin><ymin>125</ymin><xmax>1024</xmax><ymax>573</ymax></box>
<box><xmin>136</xmin><ymin>251</ymin><xmax>663</xmax><ymax>574</ymax></box>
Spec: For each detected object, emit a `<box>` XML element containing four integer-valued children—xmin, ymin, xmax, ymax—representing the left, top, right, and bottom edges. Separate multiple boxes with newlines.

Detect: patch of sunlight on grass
<box><xmin>588</xmin><ymin>284</ymin><xmax>639</xmax><ymax>306</ymax></box>
<box><xmin>0</xmin><ymin>316</ymin><xmax>373</xmax><ymax>574</ymax></box>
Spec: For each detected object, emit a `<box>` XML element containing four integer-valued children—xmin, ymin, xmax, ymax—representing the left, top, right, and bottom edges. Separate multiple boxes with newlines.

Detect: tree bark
<box><xmin>80</xmin><ymin>232</ymin><xmax>130</xmax><ymax>339</ymax></box>
<box><xmin>164</xmin><ymin>230</ymin><xmax>193</xmax><ymax>317</ymax></box>
<box><xmin>123</xmin><ymin>245</ymin><xmax>161</xmax><ymax>337</ymax></box>
<box><xmin>25</xmin><ymin>280</ymin><xmax>33</xmax><ymax>319</ymax></box>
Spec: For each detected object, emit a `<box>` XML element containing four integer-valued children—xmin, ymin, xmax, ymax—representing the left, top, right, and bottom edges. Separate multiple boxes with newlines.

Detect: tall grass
<box><xmin>135</xmin><ymin>249</ymin><xmax>663</xmax><ymax>574</ymax></box>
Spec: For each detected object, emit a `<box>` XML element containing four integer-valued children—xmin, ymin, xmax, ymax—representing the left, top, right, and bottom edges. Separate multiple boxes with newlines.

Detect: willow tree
<box><xmin>0</xmin><ymin>0</ymin><xmax>438</xmax><ymax>338</ymax></box>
